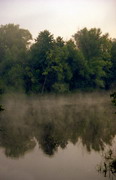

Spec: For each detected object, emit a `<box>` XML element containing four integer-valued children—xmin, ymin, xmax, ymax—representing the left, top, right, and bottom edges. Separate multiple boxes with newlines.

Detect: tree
<box><xmin>26</xmin><ymin>30</ymin><xmax>55</xmax><ymax>93</ymax></box>
<box><xmin>64</xmin><ymin>40</ymin><xmax>87</xmax><ymax>90</ymax></box>
<box><xmin>0</xmin><ymin>24</ymin><xmax>32</xmax><ymax>92</ymax></box>
<box><xmin>0</xmin><ymin>24</ymin><xmax>115</xmax><ymax>93</ymax></box>
<box><xmin>28</xmin><ymin>32</ymin><xmax>71</xmax><ymax>93</ymax></box>
<box><xmin>111</xmin><ymin>39</ymin><xmax>116</xmax><ymax>87</ymax></box>
<box><xmin>74</xmin><ymin>28</ymin><xmax>112</xmax><ymax>89</ymax></box>
<box><xmin>44</xmin><ymin>42</ymin><xmax>71</xmax><ymax>92</ymax></box>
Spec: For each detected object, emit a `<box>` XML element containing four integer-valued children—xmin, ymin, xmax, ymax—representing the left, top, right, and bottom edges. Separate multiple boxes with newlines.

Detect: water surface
<box><xmin>0</xmin><ymin>92</ymin><xmax>116</xmax><ymax>180</ymax></box>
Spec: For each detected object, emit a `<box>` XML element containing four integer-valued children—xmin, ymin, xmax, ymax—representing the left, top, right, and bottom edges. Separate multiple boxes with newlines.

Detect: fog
<box><xmin>0</xmin><ymin>92</ymin><xmax>115</xmax><ymax>158</ymax></box>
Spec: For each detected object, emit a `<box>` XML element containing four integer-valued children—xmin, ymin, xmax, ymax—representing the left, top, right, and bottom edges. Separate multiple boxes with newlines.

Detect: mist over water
<box><xmin>0</xmin><ymin>92</ymin><xmax>116</xmax><ymax>180</ymax></box>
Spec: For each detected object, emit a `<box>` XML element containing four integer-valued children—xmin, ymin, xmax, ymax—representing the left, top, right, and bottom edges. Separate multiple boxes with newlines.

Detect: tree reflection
<box><xmin>0</xmin><ymin>94</ymin><xmax>116</xmax><ymax>158</ymax></box>
<box><xmin>0</xmin><ymin>105</ymin><xmax>4</xmax><ymax>111</ymax></box>
<box><xmin>0</xmin><ymin>123</ymin><xmax>36</xmax><ymax>158</ymax></box>
<box><xmin>97</xmin><ymin>92</ymin><xmax>116</xmax><ymax>179</ymax></box>
<box><xmin>98</xmin><ymin>149</ymin><xmax>116</xmax><ymax>179</ymax></box>
<box><xmin>36</xmin><ymin>122</ymin><xmax>59</xmax><ymax>156</ymax></box>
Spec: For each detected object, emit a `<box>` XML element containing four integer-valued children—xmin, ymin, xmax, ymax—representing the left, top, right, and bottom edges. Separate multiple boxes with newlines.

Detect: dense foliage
<box><xmin>0</xmin><ymin>24</ymin><xmax>116</xmax><ymax>93</ymax></box>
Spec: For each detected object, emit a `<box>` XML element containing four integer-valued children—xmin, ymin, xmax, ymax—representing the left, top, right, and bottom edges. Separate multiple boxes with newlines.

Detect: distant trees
<box><xmin>0</xmin><ymin>24</ymin><xmax>116</xmax><ymax>93</ymax></box>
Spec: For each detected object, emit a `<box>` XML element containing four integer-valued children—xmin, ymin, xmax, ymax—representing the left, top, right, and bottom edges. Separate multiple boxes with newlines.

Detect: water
<box><xmin>0</xmin><ymin>92</ymin><xmax>116</xmax><ymax>180</ymax></box>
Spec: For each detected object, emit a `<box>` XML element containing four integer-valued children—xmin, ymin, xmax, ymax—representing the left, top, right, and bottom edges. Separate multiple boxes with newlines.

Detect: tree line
<box><xmin>0</xmin><ymin>24</ymin><xmax>116</xmax><ymax>93</ymax></box>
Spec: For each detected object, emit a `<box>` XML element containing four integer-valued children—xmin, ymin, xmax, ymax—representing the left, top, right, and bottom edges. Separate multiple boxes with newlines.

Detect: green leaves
<box><xmin>73</xmin><ymin>28</ymin><xmax>113</xmax><ymax>89</ymax></box>
<box><xmin>0</xmin><ymin>24</ymin><xmax>32</xmax><ymax>93</ymax></box>
<box><xmin>0</xmin><ymin>24</ymin><xmax>115</xmax><ymax>93</ymax></box>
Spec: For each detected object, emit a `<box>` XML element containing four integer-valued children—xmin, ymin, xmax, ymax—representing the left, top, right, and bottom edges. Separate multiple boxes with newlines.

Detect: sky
<box><xmin>0</xmin><ymin>0</ymin><xmax>116</xmax><ymax>40</ymax></box>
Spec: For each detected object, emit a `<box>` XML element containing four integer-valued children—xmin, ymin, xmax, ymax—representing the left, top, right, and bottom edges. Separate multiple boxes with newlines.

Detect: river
<box><xmin>0</xmin><ymin>92</ymin><xmax>116</xmax><ymax>180</ymax></box>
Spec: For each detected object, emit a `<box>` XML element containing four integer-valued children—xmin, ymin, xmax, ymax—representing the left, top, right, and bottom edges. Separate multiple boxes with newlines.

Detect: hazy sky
<box><xmin>0</xmin><ymin>0</ymin><xmax>116</xmax><ymax>40</ymax></box>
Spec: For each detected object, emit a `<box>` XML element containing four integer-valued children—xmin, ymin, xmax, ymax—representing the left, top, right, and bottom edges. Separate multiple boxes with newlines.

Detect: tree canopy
<box><xmin>0</xmin><ymin>24</ymin><xmax>116</xmax><ymax>93</ymax></box>
<box><xmin>0</xmin><ymin>24</ymin><xmax>32</xmax><ymax>93</ymax></box>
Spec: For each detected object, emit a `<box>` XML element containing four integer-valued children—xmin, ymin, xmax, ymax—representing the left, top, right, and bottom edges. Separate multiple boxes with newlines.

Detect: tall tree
<box><xmin>0</xmin><ymin>24</ymin><xmax>32</xmax><ymax>92</ymax></box>
<box><xmin>74</xmin><ymin>28</ymin><xmax>112</xmax><ymax>89</ymax></box>
<box><xmin>64</xmin><ymin>40</ymin><xmax>87</xmax><ymax>90</ymax></box>
<box><xmin>26</xmin><ymin>30</ymin><xmax>55</xmax><ymax>93</ymax></box>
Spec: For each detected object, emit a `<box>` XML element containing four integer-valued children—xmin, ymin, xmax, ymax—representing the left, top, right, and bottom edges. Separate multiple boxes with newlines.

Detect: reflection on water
<box><xmin>0</xmin><ymin>92</ymin><xmax>116</xmax><ymax>179</ymax></box>
<box><xmin>98</xmin><ymin>148</ymin><xmax>116</xmax><ymax>179</ymax></box>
